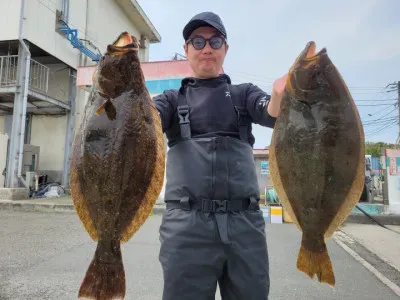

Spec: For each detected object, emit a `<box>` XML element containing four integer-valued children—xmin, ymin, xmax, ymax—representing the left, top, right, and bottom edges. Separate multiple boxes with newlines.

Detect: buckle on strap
<box><xmin>177</xmin><ymin>105</ymin><xmax>190</xmax><ymax>124</ymax></box>
<box><xmin>202</xmin><ymin>200</ymin><xmax>229</xmax><ymax>213</ymax></box>
<box><xmin>213</xmin><ymin>200</ymin><xmax>229</xmax><ymax>213</ymax></box>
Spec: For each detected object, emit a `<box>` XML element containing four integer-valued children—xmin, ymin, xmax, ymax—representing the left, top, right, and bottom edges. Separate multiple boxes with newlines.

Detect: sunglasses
<box><xmin>186</xmin><ymin>35</ymin><xmax>226</xmax><ymax>50</ymax></box>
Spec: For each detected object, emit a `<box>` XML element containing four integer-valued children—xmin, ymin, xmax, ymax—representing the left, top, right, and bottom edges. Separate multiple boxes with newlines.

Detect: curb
<box><xmin>1</xmin><ymin>200</ymin><xmax>400</xmax><ymax>225</ymax></box>
<box><xmin>344</xmin><ymin>213</ymin><xmax>400</xmax><ymax>226</ymax></box>
<box><xmin>334</xmin><ymin>230</ymin><xmax>400</xmax><ymax>297</ymax></box>
<box><xmin>0</xmin><ymin>200</ymin><xmax>167</xmax><ymax>215</ymax></box>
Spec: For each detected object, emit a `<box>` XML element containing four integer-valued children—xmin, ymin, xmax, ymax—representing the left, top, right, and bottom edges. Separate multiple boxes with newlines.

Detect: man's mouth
<box><xmin>201</xmin><ymin>58</ymin><xmax>216</xmax><ymax>62</ymax></box>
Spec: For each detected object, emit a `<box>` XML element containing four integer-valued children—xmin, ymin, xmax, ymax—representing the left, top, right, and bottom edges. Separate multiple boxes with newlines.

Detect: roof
<box><xmin>386</xmin><ymin>149</ymin><xmax>400</xmax><ymax>158</ymax></box>
<box><xmin>76</xmin><ymin>59</ymin><xmax>224</xmax><ymax>87</ymax></box>
<box><xmin>253</xmin><ymin>149</ymin><xmax>269</xmax><ymax>157</ymax></box>
<box><xmin>116</xmin><ymin>0</ymin><xmax>161</xmax><ymax>43</ymax></box>
<box><xmin>140</xmin><ymin>59</ymin><xmax>224</xmax><ymax>79</ymax></box>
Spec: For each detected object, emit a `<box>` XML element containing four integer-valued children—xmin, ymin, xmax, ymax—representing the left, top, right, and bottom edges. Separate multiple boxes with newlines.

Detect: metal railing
<box><xmin>0</xmin><ymin>55</ymin><xmax>49</xmax><ymax>94</ymax></box>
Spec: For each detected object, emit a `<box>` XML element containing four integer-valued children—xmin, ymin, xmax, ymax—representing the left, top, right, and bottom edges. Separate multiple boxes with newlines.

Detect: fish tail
<box><xmin>78</xmin><ymin>239</ymin><xmax>125</xmax><ymax>300</ymax></box>
<box><xmin>296</xmin><ymin>237</ymin><xmax>335</xmax><ymax>287</ymax></box>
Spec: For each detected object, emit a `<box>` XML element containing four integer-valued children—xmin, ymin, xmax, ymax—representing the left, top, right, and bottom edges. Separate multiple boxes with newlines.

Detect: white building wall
<box><xmin>85</xmin><ymin>1</ymin><xmax>142</xmax><ymax>58</ymax></box>
<box><xmin>0</xmin><ymin>0</ymin><xmax>23</xmax><ymax>41</ymax></box>
<box><xmin>30</xmin><ymin>115</ymin><xmax>67</xmax><ymax>181</ymax></box>
<box><xmin>0</xmin><ymin>0</ymin><xmax>156</xmax><ymax>186</ymax></box>
<box><xmin>23</xmin><ymin>0</ymin><xmax>85</xmax><ymax>68</ymax></box>
<box><xmin>21</xmin><ymin>0</ymin><xmax>148</xmax><ymax>69</ymax></box>
<box><xmin>46</xmin><ymin>64</ymin><xmax>71</xmax><ymax>104</ymax></box>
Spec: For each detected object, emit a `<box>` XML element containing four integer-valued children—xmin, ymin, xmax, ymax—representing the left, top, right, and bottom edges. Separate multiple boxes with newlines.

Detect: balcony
<box><xmin>0</xmin><ymin>55</ymin><xmax>49</xmax><ymax>95</ymax></box>
<box><xmin>0</xmin><ymin>55</ymin><xmax>70</xmax><ymax>115</ymax></box>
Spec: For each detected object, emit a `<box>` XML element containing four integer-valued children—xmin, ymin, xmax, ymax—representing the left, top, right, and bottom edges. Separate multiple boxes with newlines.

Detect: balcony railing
<box><xmin>0</xmin><ymin>55</ymin><xmax>49</xmax><ymax>94</ymax></box>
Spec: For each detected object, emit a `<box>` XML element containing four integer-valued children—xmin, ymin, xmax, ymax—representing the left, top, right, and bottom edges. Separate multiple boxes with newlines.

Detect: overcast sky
<box><xmin>139</xmin><ymin>0</ymin><xmax>400</xmax><ymax>149</ymax></box>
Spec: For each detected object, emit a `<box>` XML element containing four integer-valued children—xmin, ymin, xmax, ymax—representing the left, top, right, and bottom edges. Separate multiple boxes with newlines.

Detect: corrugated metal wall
<box><xmin>371</xmin><ymin>157</ymin><xmax>380</xmax><ymax>171</ymax></box>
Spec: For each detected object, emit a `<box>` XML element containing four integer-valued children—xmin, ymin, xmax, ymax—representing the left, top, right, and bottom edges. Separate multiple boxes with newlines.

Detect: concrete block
<box><xmin>0</xmin><ymin>188</ymin><xmax>29</xmax><ymax>200</ymax></box>
<box><xmin>351</xmin><ymin>203</ymin><xmax>388</xmax><ymax>215</ymax></box>
<box><xmin>13</xmin><ymin>202</ymin><xmax>35</xmax><ymax>211</ymax></box>
<box><xmin>152</xmin><ymin>204</ymin><xmax>165</xmax><ymax>215</ymax></box>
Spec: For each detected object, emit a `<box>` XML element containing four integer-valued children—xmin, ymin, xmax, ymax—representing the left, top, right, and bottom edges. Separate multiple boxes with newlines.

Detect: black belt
<box><xmin>165</xmin><ymin>197</ymin><xmax>260</xmax><ymax>213</ymax></box>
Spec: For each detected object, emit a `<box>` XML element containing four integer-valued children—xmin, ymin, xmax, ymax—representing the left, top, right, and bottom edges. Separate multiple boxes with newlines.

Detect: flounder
<box><xmin>269</xmin><ymin>41</ymin><xmax>365</xmax><ymax>287</ymax></box>
<box><xmin>69</xmin><ymin>32</ymin><xmax>165</xmax><ymax>299</ymax></box>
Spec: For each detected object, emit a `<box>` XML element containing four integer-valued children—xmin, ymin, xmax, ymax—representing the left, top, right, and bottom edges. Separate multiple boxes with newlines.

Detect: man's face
<box><xmin>184</xmin><ymin>26</ymin><xmax>228</xmax><ymax>79</ymax></box>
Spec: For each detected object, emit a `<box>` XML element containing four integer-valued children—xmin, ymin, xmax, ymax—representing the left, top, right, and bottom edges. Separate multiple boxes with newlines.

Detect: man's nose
<box><xmin>202</xmin><ymin>41</ymin><xmax>213</xmax><ymax>54</ymax></box>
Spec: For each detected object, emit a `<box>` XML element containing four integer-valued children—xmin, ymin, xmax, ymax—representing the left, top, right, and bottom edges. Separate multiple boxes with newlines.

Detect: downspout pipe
<box><xmin>17</xmin><ymin>0</ymin><xmax>30</xmax><ymax>189</ymax></box>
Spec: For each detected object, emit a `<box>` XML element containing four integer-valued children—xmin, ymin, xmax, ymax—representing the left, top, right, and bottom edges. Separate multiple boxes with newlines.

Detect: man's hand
<box><xmin>267</xmin><ymin>73</ymin><xmax>288</xmax><ymax>118</ymax></box>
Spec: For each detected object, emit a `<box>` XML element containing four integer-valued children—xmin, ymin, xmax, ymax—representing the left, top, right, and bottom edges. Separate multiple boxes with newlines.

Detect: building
<box><xmin>0</xmin><ymin>0</ymin><xmax>160</xmax><ymax>197</ymax></box>
<box><xmin>253</xmin><ymin>148</ymin><xmax>272</xmax><ymax>204</ymax></box>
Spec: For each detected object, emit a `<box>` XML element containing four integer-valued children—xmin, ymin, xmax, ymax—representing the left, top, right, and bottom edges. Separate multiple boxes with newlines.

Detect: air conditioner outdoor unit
<box><xmin>22</xmin><ymin>144</ymin><xmax>40</xmax><ymax>175</ymax></box>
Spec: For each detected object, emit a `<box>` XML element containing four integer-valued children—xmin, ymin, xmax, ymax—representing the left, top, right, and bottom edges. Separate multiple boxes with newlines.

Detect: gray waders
<box><xmin>158</xmin><ymin>84</ymin><xmax>270</xmax><ymax>300</ymax></box>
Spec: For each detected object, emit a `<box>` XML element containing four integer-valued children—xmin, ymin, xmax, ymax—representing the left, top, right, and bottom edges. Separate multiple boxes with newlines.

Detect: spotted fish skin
<box><xmin>69</xmin><ymin>32</ymin><xmax>165</xmax><ymax>300</ymax></box>
<box><xmin>269</xmin><ymin>41</ymin><xmax>365</xmax><ymax>287</ymax></box>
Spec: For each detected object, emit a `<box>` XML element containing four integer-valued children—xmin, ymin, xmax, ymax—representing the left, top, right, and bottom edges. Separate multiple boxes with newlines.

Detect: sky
<box><xmin>138</xmin><ymin>0</ymin><xmax>400</xmax><ymax>149</ymax></box>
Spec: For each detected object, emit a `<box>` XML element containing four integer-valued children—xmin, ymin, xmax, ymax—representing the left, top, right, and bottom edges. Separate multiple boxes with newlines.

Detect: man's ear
<box><xmin>183</xmin><ymin>44</ymin><xmax>189</xmax><ymax>57</ymax></box>
<box><xmin>225</xmin><ymin>43</ymin><xmax>229</xmax><ymax>54</ymax></box>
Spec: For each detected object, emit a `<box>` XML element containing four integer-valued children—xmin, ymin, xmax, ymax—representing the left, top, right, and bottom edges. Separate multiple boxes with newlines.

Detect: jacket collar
<box><xmin>179</xmin><ymin>74</ymin><xmax>231</xmax><ymax>92</ymax></box>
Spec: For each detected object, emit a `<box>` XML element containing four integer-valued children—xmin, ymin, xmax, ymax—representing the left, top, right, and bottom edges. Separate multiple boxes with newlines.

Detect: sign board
<box><xmin>389</xmin><ymin>157</ymin><xmax>398</xmax><ymax>176</ymax></box>
<box><xmin>261</xmin><ymin>160</ymin><xmax>269</xmax><ymax>174</ymax></box>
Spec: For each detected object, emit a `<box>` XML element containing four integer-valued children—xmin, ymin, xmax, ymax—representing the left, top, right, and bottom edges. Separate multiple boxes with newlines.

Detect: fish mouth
<box><xmin>107</xmin><ymin>32</ymin><xmax>140</xmax><ymax>56</ymax></box>
<box><xmin>286</xmin><ymin>41</ymin><xmax>327</xmax><ymax>97</ymax></box>
<box><xmin>301</xmin><ymin>41</ymin><xmax>327</xmax><ymax>61</ymax></box>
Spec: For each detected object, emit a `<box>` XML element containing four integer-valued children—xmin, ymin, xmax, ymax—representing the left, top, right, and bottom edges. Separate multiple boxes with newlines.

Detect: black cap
<box><xmin>183</xmin><ymin>12</ymin><xmax>227</xmax><ymax>41</ymax></box>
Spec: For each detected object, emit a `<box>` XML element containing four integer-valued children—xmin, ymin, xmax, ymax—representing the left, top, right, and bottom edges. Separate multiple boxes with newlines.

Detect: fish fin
<box><xmin>95</xmin><ymin>101</ymin><xmax>107</xmax><ymax>116</ymax></box>
<box><xmin>78</xmin><ymin>240</ymin><xmax>125</xmax><ymax>299</ymax></box>
<box><xmin>296</xmin><ymin>240</ymin><xmax>335</xmax><ymax>287</ymax></box>
<box><xmin>95</xmin><ymin>99</ymin><xmax>117</xmax><ymax>121</ymax></box>
<box><xmin>105</xmin><ymin>99</ymin><xmax>117</xmax><ymax>120</ymax></box>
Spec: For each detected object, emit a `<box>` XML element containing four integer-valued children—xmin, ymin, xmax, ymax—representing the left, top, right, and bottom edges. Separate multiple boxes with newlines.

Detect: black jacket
<box><xmin>152</xmin><ymin>74</ymin><xmax>276</xmax><ymax>147</ymax></box>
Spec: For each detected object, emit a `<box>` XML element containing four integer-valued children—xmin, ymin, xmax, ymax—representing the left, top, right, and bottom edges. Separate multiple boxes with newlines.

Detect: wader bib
<box><xmin>158</xmin><ymin>82</ymin><xmax>270</xmax><ymax>300</ymax></box>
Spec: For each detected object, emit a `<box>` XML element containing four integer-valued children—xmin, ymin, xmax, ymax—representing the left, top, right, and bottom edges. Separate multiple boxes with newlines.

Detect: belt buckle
<box><xmin>212</xmin><ymin>200</ymin><xmax>228</xmax><ymax>213</ymax></box>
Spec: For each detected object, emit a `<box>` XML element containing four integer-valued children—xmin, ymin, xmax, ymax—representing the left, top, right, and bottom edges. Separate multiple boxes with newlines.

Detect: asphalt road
<box><xmin>0</xmin><ymin>210</ymin><xmax>398</xmax><ymax>300</ymax></box>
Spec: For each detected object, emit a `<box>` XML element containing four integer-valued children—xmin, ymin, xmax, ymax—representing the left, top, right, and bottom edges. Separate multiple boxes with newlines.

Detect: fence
<box><xmin>0</xmin><ymin>55</ymin><xmax>49</xmax><ymax>94</ymax></box>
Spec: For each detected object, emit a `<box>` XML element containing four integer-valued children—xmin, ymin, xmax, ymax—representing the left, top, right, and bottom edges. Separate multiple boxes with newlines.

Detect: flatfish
<box><xmin>69</xmin><ymin>32</ymin><xmax>165</xmax><ymax>299</ymax></box>
<box><xmin>269</xmin><ymin>41</ymin><xmax>365</xmax><ymax>287</ymax></box>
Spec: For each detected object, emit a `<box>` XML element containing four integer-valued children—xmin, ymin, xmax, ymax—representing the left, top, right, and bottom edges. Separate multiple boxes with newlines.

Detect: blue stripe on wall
<box><xmin>83</xmin><ymin>78</ymin><xmax>184</xmax><ymax>95</ymax></box>
<box><xmin>145</xmin><ymin>78</ymin><xmax>183</xmax><ymax>94</ymax></box>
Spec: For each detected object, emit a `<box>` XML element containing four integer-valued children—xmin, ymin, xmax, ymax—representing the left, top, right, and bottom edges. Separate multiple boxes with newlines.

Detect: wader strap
<box><xmin>234</xmin><ymin>106</ymin><xmax>249</xmax><ymax>142</ymax></box>
<box><xmin>226</xmin><ymin>84</ymin><xmax>250</xmax><ymax>143</ymax></box>
<box><xmin>177</xmin><ymin>91</ymin><xmax>191</xmax><ymax>139</ymax></box>
<box><xmin>166</xmin><ymin>197</ymin><xmax>260</xmax><ymax>213</ymax></box>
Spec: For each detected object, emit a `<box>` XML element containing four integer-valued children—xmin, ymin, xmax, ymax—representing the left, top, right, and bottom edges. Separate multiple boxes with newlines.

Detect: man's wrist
<box><xmin>267</xmin><ymin>90</ymin><xmax>281</xmax><ymax>118</ymax></box>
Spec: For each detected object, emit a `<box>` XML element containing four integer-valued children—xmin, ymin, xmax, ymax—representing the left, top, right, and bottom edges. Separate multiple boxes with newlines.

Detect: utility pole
<box><xmin>397</xmin><ymin>81</ymin><xmax>400</xmax><ymax>146</ymax></box>
<box><xmin>387</xmin><ymin>81</ymin><xmax>400</xmax><ymax>146</ymax></box>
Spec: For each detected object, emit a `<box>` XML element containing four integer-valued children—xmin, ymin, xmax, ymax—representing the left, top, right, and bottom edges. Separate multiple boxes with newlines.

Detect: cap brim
<box><xmin>183</xmin><ymin>19</ymin><xmax>226</xmax><ymax>41</ymax></box>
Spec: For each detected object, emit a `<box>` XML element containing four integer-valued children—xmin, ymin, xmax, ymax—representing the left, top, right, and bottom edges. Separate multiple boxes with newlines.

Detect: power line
<box><xmin>363</xmin><ymin>117</ymin><xmax>398</xmax><ymax>127</ymax></box>
<box><xmin>365</xmin><ymin>119</ymin><xmax>398</xmax><ymax>137</ymax></box>
<box><xmin>355</xmin><ymin>99</ymin><xmax>397</xmax><ymax>102</ymax></box>
<box><xmin>361</xmin><ymin>104</ymin><xmax>397</xmax><ymax>118</ymax></box>
<box><xmin>356</xmin><ymin>102</ymin><xmax>397</xmax><ymax>107</ymax></box>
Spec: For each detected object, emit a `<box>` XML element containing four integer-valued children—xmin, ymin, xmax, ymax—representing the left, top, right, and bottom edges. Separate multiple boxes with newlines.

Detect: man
<box><xmin>152</xmin><ymin>11</ymin><xmax>286</xmax><ymax>300</ymax></box>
